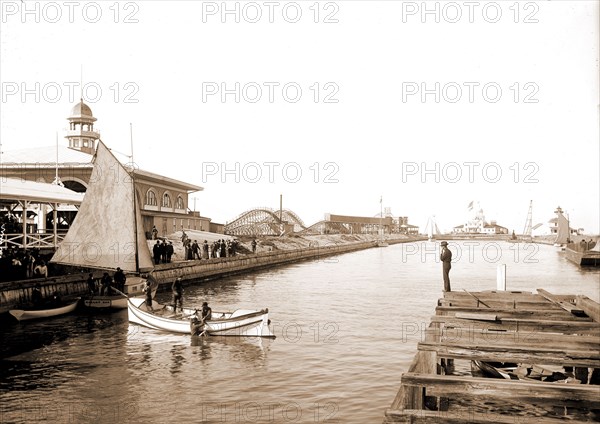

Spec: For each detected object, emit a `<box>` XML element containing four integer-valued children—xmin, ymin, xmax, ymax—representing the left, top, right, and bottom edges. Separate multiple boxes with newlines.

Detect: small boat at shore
<box><xmin>83</xmin><ymin>276</ymin><xmax>155</xmax><ymax>309</ymax></box>
<box><xmin>127</xmin><ymin>297</ymin><xmax>275</xmax><ymax>337</ymax></box>
<box><xmin>9</xmin><ymin>298</ymin><xmax>80</xmax><ymax>322</ymax></box>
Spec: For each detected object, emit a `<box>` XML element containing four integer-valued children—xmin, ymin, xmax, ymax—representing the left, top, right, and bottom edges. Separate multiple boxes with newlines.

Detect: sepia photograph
<box><xmin>1</xmin><ymin>1</ymin><xmax>599</xmax><ymax>422</ymax></box>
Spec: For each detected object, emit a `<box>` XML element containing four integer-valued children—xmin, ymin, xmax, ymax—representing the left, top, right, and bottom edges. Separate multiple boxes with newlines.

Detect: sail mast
<box><xmin>130</xmin><ymin>123</ymin><xmax>140</xmax><ymax>274</ymax></box>
<box><xmin>523</xmin><ymin>200</ymin><xmax>533</xmax><ymax>239</ymax></box>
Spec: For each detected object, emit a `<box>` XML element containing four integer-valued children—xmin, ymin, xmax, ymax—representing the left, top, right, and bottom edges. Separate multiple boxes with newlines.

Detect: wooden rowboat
<box><xmin>83</xmin><ymin>276</ymin><xmax>156</xmax><ymax>310</ymax></box>
<box><xmin>127</xmin><ymin>297</ymin><xmax>276</xmax><ymax>337</ymax></box>
<box><xmin>9</xmin><ymin>299</ymin><xmax>80</xmax><ymax>322</ymax></box>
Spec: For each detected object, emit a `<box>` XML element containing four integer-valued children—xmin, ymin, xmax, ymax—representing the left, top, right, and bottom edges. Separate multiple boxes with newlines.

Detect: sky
<box><xmin>1</xmin><ymin>0</ymin><xmax>598</xmax><ymax>234</ymax></box>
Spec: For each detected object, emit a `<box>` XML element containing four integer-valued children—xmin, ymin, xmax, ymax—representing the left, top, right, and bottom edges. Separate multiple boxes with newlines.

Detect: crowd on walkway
<box><xmin>0</xmin><ymin>247</ymin><xmax>49</xmax><ymax>282</ymax></box>
<box><xmin>152</xmin><ymin>231</ymin><xmax>245</xmax><ymax>265</ymax></box>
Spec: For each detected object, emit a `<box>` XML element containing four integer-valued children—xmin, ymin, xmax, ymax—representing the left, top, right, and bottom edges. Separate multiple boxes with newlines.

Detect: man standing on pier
<box><xmin>440</xmin><ymin>241</ymin><xmax>452</xmax><ymax>292</ymax></box>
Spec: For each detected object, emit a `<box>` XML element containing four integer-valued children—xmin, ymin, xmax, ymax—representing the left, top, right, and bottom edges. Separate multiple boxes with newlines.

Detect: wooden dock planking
<box><xmin>429</xmin><ymin>316</ymin><xmax>600</xmax><ymax>336</ymax></box>
<box><xmin>384</xmin><ymin>409</ymin><xmax>596</xmax><ymax>424</ymax></box>
<box><xmin>577</xmin><ymin>295</ymin><xmax>600</xmax><ymax>323</ymax></box>
<box><xmin>436</xmin><ymin>306</ymin><xmax>594</xmax><ymax>321</ymax></box>
<box><xmin>384</xmin><ymin>289</ymin><xmax>600</xmax><ymax>423</ymax></box>
<box><xmin>418</xmin><ymin>341</ymin><xmax>600</xmax><ymax>368</ymax></box>
<box><xmin>401</xmin><ymin>373</ymin><xmax>600</xmax><ymax>404</ymax></box>
<box><xmin>425</xmin><ymin>328</ymin><xmax>600</xmax><ymax>351</ymax></box>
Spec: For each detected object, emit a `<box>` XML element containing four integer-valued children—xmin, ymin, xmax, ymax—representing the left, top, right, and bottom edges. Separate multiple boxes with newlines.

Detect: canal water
<box><xmin>1</xmin><ymin>241</ymin><xmax>598</xmax><ymax>423</ymax></box>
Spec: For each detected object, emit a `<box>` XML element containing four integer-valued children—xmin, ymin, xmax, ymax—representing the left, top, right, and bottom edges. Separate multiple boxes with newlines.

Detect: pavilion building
<box><xmin>0</xmin><ymin>100</ymin><xmax>217</xmax><ymax>239</ymax></box>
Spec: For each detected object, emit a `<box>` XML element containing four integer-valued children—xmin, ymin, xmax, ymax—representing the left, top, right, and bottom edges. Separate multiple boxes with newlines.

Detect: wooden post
<box><xmin>53</xmin><ymin>203</ymin><xmax>58</xmax><ymax>248</ymax></box>
<box><xmin>497</xmin><ymin>264</ymin><xmax>506</xmax><ymax>291</ymax></box>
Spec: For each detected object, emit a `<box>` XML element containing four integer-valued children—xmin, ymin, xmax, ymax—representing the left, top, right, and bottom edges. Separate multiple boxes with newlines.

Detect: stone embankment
<box><xmin>0</xmin><ymin>233</ymin><xmax>421</xmax><ymax>313</ymax></box>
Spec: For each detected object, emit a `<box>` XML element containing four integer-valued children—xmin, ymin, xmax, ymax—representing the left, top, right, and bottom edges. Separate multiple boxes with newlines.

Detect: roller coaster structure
<box><xmin>224</xmin><ymin>207</ymin><xmax>307</xmax><ymax>236</ymax></box>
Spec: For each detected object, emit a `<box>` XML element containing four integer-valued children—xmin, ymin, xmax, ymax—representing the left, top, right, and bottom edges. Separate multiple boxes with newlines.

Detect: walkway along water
<box><xmin>0</xmin><ymin>235</ymin><xmax>418</xmax><ymax>314</ymax></box>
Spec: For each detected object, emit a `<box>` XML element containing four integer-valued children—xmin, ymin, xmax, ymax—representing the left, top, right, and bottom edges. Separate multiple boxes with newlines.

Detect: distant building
<box><xmin>547</xmin><ymin>206</ymin><xmax>582</xmax><ymax>236</ymax></box>
<box><xmin>0</xmin><ymin>100</ymin><xmax>219</xmax><ymax>237</ymax></box>
<box><xmin>395</xmin><ymin>216</ymin><xmax>420</xmax><ymax>235</ymax></box>
<box><xmin>482</xmin><ymin>221</ymin><xmax>509</xmax><ymax>235</ymax></box>
<box><xmin>452</xmin><ymin>207</ymin><xmax>507</xmax><ymax>234</ymax></box>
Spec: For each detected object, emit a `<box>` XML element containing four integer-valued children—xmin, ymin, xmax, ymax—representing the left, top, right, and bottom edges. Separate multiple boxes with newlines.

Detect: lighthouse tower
<box><xmin>65</xmin><ymin>99</ymin><xmax>99</xmax><ymax>155</ymax></box>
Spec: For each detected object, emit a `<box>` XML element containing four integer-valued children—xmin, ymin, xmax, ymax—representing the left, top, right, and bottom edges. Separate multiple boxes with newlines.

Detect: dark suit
<box><xmin>440</xmin><ymin>246</ymin><xmax>452</xmax><ymax>292</ymax></box>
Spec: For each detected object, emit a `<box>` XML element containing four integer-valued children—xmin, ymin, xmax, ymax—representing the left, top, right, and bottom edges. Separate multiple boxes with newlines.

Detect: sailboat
<box><xmin>553</xmin><ymin>206</ymin><xmax>570</xmax><ymax>250</ymax></box>
<box><xmin>425</xmin><ymin>216</ymin><xmax>438</xmax><ymax>242</ymax></box>
<box><xmin>50</xmin><ymin>141</ymin><xmax>155</xmax><ymax>308</ymax></box>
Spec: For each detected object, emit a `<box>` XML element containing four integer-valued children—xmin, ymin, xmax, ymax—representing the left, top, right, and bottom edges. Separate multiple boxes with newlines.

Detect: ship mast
<box><xmin>522</xmin><ymin>200</ymin><xmax>533</xmax><ymax>238</ymax></box>
<box><xmin>130</xmin><ymin>123</ymin><xmax>140</xmax><ymax>274</ymax></box>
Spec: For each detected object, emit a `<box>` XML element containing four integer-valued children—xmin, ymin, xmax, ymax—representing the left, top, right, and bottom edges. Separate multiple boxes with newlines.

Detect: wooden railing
<box><xmin>1</xmin><ymin>232</ymin><xmax>67</xmax><ymax>250</ymax></box>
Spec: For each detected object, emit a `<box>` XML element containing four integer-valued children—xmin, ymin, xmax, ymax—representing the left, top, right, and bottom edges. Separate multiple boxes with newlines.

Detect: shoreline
<box><xmin>0</xmin><ymin>233</ymin><xmax>422</xmax><ymax>314</ymax></box>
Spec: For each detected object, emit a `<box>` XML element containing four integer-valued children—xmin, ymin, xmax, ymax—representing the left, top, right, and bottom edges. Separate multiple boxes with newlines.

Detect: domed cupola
<box><xmin>65</xmin><ymin>99</ymin><xmax>99</xmax><ymax>154</ymax></box>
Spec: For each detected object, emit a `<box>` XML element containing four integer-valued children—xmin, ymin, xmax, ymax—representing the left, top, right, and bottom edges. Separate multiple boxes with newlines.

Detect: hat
<box><xmin>202</xmin><ymin>302</ymin><xmax>208</xmax><ymax>307</ymax></box>
<box><xmin>440</xmin><ymin>241</ymin><xmax>448</xmax><ymax>246</ymax></box>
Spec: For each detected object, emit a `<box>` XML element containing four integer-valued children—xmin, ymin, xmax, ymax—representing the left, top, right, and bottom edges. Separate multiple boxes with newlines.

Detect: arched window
<box><xmin>162</xmin><ymin>193</ymin><xmax>172</xmax><ymax>208</ymax></box>
<box><xmin>175</xmin><ymin>196</ymin><xmax>184</xmax><ymax>210</ymax></box>
<box><xmin>146</xmin><ymin>189</ymin><xmax>158</xmax><ymax>206</ymax></box>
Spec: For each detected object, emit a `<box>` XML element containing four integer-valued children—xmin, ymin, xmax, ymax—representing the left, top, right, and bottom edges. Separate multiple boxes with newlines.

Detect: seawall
<box><xmin>0</xmin><ymin>236</ymin><xmax>418</xmax><ymax>314</ymax></box>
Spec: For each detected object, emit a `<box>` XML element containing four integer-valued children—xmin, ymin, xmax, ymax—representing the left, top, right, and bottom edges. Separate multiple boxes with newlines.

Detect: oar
<box><xmin>110</xmin><ymin>287</ymin><xmax>128</xmax><ymax>298</ymax></box>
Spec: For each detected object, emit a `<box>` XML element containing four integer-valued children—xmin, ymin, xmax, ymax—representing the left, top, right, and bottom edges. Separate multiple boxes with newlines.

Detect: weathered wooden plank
<box><xmin>425</xmin><ymin>328</ymin><xmax>600</xmax><ymax>350</ymax></box>
<box><xmin>439</xmin><ymin>298</ymin><xmax>567</xmax><ymax>310</ymax></box>
<box><xmin>418</xmin><ymin>341</ymin><xmax>600</xmax><ymax>368</ymax></box>
<box><xmin>538</xmin><ymin>288</ymin><xmax>586</xmax><ymax>316</ymax></box>
<box><xmin>436</xmin><ymin>306</ymin><xmax>593</xmax><ymax>321</ymax></box>
<box><xmin>401</xmin><ymin>372</ymin><xmax>600</xmax><ymax>403</ymax></box>
<box><xmin>576</xmin><ymin>295</ymin><xmax>600</xmax><ymax>323</ymax></box>
<box><xmin>443</xmin><ymin>290</ymin><xmax>537</xmax><ymax>299</ymax></box>
<box><xmin>384</xmin><ymin>409</ymin><xmax>595</xmax><ymax>424</ymax></box>
<box><xmin>454</xmin><ymin>312</ymin><xmax>498</xmax><ymax>322</ymax></box>
<box><xmin>391</xmin><ymin>321</ymin><xmax>441</xmax><ymax>411</ymax></box>
<box><xmin>431</xmin><ymin>316</ymin><xmax>600</xmax><ymax>336</ymax></box>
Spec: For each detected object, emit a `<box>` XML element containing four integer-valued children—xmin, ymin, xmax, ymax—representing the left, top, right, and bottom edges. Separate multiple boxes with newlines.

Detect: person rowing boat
<box><xmin>190</xmin><ymin>302</ymin><xmax>212</xmax><ymax>336</ymax></box>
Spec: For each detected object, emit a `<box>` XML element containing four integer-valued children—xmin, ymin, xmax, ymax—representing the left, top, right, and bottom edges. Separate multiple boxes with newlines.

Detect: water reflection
<box><xmin>0</xmin><ymin>242</ymin><xmax>598</xmax><ymax>423</ymax></box>
<box><xmin>170</xmin><ymin>345</ymin><xmax>186</xmax><ymax>376</ymax></box>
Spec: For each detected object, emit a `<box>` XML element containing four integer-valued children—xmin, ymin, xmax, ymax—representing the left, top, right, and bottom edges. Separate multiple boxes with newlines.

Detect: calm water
<box><xmin>1</xmin><ymin>241</ymin><xmax>599</xmax><ymax>423</ymax></box>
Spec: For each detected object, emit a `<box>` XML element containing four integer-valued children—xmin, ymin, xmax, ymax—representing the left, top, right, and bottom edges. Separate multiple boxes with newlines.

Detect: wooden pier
<box><xmin>384</xmin><ymin>289</ymin><xmax>600</xmax><ymax>423</ymax></box>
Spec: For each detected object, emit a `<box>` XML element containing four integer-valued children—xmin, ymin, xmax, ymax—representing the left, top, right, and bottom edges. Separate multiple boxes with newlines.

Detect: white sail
<box><xmin>51</xmin><ymin>141</ymin><xmax>154</xmax><ymax>272</ymax></box>
<box><xmin>554</xmin><ymin>212</ymin><xmax>570</xmax><ymax>245</ymax></box>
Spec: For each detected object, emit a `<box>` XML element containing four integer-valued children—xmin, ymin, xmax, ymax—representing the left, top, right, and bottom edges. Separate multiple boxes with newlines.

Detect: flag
<box><xmin>468</xmin><ymin>201</ymin><xmax>474</xmax><ymax>211</ymax></box>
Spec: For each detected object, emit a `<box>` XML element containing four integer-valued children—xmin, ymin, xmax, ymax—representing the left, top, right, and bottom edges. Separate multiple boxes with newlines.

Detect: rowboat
<box><xmin>83</xmin><ymin>276</ymin><xmax>155</xmax><ymax>309</ymax></box>
<box><xmin>9</xmin><ymin>299</ymin><xmax>80</xmax><ymax>322</ymax></box>
<box><xmin>127</xmin><ymin>297</ymin><xmax>276</xmax><ymax>337</ymax></box>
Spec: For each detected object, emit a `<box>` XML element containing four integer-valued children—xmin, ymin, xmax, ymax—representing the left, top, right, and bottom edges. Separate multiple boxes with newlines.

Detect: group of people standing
<box><xmin>86</xmin><ymin>267</ymin><xmax>127</xmax><ymax>296</ymax></box>
<box><xmin>152</xmin><ymin>240</ymin><xmax>175</xmax><ymax>265</ymax></box>
<box><xmin>0</xmin><ymin>248</ymin><xmax>48</xmax><ymax>281</ymax></box>
<box><xmin>180</xmin><ymin>231</ymin><xmax>240</xmax><ymax>261</ymax></box>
